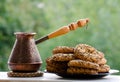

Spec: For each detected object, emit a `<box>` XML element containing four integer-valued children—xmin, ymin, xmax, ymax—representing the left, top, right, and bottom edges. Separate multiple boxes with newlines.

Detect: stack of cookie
<box><xmin>68</xmin><ymin>44</ymin><xmax>110</xmax><ymax>74</ymax></box>
<box><xmin>46</xmin><ymin>44</ymin><xmax>110</xmax><ymax>75</ymax></box>
<box><xmin>46</xmin><ymin>46</ymin><xmax>75</xmax><ymax>74</ymax></box>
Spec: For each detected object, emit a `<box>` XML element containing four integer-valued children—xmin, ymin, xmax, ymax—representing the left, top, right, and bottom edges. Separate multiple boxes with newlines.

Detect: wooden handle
<box><xmin>48</xmin><ymin>18</ymin><xmax>89</xmax><ymax>39</ymax></box>
<box><xmin>35</xmin><ymin>18</ymin><xmax>89</xmax><ymax>44</ymax></box>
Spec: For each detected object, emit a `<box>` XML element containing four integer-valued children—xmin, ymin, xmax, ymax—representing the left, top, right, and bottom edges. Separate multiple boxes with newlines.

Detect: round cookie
<box><xmin>67</xmin><ymin>67</ymin><xmax>98</xmax><ymax>74</ymax></box>
<box><xmin>74</xmin><ymin>52</ymin><xmax>102</xmax><ymax>63</ymax></box>
<box><xmin>46</xmin><ymin>57</ymin><xmax>68</xmax><ymax>68</ymax></box>
<box><xmin>68</xmin><ymin>60</ymin><xmax>99</xmax><ymax>70</ymax></box>
<box><xmin>92</xmin><ymin>51</ymin><xmax>104</xmax><ymax>58</ymax></box>
<box><xmin>74</xmin><ymin>44</ymin><xmax>103</xmax><ymax>62</ymax></box>
<box><xmin>46</xmin><ymin>65</ymin><xmax>67</xmax><ymax>74</ymax></box>
<box><xmin>51</xmin><ymin>53</ymin><xmax>75</xmax><ymax>61</ymax></box>
<box><xmin>74</xmin><ymin>44</ymin><xmax>96</xmax><ymax>54</ymax></box>
<box><xmin>98</xmin><ymin>64</ymin><xmax>110</xmax><ymax>73</ymax></box>
<box><xmin>97</xmin><ymin>58</ymin><xmax>107</xmax><ymax>65</ymax></box>
<box><xmin>52</xmin><ymin>46</ymin><xmax>74</xmax><ymax>54</ymax></box>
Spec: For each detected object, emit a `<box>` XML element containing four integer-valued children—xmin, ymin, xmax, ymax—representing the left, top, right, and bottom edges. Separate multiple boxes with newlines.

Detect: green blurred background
<box><xmin>0</xmin><ymin>0</ymin><xmax>120</xmax><ymax>74</ymax></box>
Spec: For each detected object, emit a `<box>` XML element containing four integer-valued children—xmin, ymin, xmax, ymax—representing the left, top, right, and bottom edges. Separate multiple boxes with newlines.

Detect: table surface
<box><xmin>0</xmin><ymin>72</ymin><xmax>120</xmax><ymax>82</ymax></box>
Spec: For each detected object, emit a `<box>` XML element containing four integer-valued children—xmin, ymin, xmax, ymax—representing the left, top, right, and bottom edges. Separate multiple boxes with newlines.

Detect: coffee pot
<box><xmin>8</xmin><ymin>18</ymin><xmax>89</xmax><ymax>72</ymax></box>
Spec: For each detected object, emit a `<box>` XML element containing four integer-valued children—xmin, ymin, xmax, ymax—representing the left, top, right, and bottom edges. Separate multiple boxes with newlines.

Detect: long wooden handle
<box><xmin>48</xmin><ymin>18</ymin><xmax>89</xmax><ymax>39</ymax></box>
<box><xmin>35</xmin><ymin>18</ymin><xmax>89</xmax><ymax>44</ymax></box>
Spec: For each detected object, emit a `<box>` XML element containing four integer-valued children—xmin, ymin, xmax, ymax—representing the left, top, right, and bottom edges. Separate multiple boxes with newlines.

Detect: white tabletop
<box><xmin>0</xmin><ymin>72</ymin><xmax>120</xmax><ymax>82</ymax></box>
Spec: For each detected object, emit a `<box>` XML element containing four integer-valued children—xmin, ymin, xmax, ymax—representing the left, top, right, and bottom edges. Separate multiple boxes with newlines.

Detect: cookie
<box><xmin>46</xmin><ymin>57</ymin><xmax>68</xmax><ymax>68</ymax></box>
<box><xmin>74</xmin><ymin>44</ymin><xmax>103</xmax><ymax>62</ymax></box>
<box><xmin>68</xmin><ymin>60</ymin><xmax>99</xmax><ymax>70</ymax></box>
<box><xmin>74</xmin><ymin>52</ymin><xmax>102</xmax><ymax>63</ymax></box>
<box><xmin>46</xmin><ymin>65</ymin><xmax>67</xmax><ymax>74</ymax></box>
<box><xmin>97</xmin><ymin>58</ymin><xmax>107</xmax><ymax>65</ymax></box>
<box><xmin>74</xmin><ymin>44</ymin><xmax>96</xmax><ymax>54</ymax></box>
<box><xmin>74</xmin><ymin>44</ymin><xmax>104</xmax><ymax>58</ymax></box>
<box><xmin>98</xmin><ymin>64</ymin><xmax>110</xmax><ymax>73</ymax></box>
<box><xmin>92</xmin><ymin>51</ymin><xmax>104</xmax><ymax>58</ymax></box>
<box><xmin>51</xmin><ymin>53</ymin><xmax>75</xmax><ymax>61</ymax></box>
<box><xmin>52</xmin><ymin>46</ymin><xmax>74</xmax><ymax>54</ymax></box>
<box><xmin>67</xmin><ymin>67</ymin><xmax>98</xmax><ymax>74</ymax></box>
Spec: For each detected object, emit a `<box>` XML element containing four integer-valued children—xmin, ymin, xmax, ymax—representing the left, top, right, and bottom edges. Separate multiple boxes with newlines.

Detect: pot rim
<box><xmin>14</xmin><ymin>32</ymin><xmax>36</xmax><ymax>35</ymax></box>
<box><xmin>8</xmin><ymin>62</ymin><xmax>42</xmax><ymax>65</ymax></box>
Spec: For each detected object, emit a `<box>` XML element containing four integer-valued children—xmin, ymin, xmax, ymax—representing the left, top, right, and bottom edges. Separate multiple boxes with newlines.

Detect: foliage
<box><xmin>0</xmin><ymin>0</ymin><xmax>120</xmax><ymax>74</ymax></box>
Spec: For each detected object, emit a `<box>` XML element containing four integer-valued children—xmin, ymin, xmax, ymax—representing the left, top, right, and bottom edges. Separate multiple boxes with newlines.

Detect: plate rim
<box><xmin>46</xmin><ymin>69</ymin><xmax>119</xmax><ymax>79</ymax></box>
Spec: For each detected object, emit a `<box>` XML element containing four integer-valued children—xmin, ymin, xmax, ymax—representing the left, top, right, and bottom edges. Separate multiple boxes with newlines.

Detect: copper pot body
<box><xmin>8</xmin><ymin>32</ymin><xmax>42</xmax><ymax>72</ymax></box>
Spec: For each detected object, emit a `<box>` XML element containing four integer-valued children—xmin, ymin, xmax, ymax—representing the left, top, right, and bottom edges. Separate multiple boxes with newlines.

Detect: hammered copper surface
<box><xmin>8</xmin><ymin>32</ymin><xmax>42</xmax><ymax>72</ymax></box>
